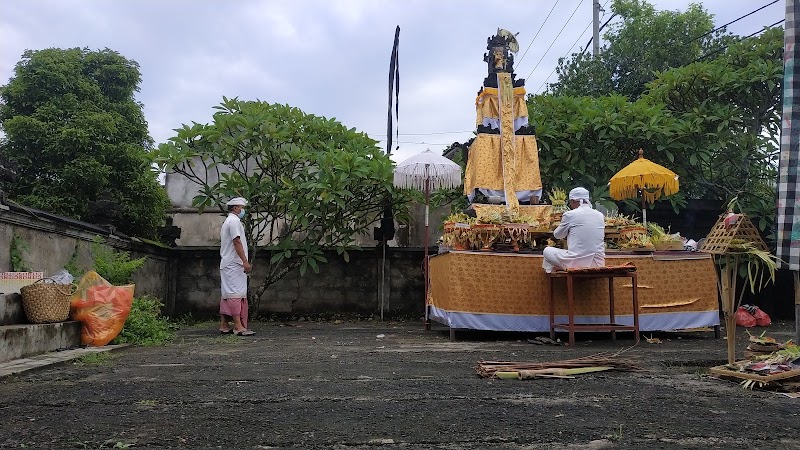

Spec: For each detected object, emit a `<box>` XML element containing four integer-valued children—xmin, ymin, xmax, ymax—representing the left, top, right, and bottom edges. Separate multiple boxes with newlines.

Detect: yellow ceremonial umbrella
<box><xmin>609</xmin><ymin>149</ymin><xmax>679</xmax><ymax>227</ymax></box>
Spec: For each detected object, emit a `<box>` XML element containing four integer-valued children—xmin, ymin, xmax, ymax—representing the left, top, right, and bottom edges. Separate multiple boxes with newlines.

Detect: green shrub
<box><xmin>91</xmin><ymin>236</ymin><xmax>147</xmax><ymax>285</ymax></box>
<box><xmin>73</xmin><ymin>351</ymin><xmax>113</xmax><ymax>366</ymax></box>
<box><xmin>113</xmin><ymin>296</ymin><xmax>175</xmax><ymax>346</ymax></box>
<box><xmin>10</xmin><ymin>233</ymin><xmax>30</xmax><ymax>272</ymax></box>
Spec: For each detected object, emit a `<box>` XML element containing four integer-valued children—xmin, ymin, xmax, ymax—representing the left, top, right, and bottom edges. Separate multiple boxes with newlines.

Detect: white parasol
<box><xmin>393</xmin><ymin>149</ymin><xmax>462</xmax><ymax>327</ymax></box>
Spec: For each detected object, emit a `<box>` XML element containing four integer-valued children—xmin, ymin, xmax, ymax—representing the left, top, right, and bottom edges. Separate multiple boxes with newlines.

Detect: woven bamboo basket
<box><xmin>20</xmin><ymin>279</ymin><xmax>74</xmax><ymax>323</ymax></box>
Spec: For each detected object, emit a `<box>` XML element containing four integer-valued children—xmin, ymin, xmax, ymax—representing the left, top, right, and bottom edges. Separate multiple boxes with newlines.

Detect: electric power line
<box><xmin>688</xmin><ymin>0</ymin><xmax>779</xmax><ymax>43</ymax></box>
<box><xmin>581</xmin><ymin>13</ymin><xmax>617</xmax><ymax>56</ymax></box>
<box><xmin>535</xmin><ymin>0</ymin><xmax>615</xmax><ymax>94</ymax></box>
<box><xmin>375</xmin><ymin>140</ymin><xmax>452</xmax><ymax>146</ymax></box>
<box><xmin>368</xmin><ymin>130</ymin><xmax>473</xmax><ymax>137</ymax></box>
<box><xmin>525</xmin><ymin>0</ymin><xmax>584</xmax><ymax>81</ymax></box>
<box><xmin>537</xmin><ymin>18</ymin><xmax>594</xmax><ymax>93</ymax></box>
<box><xmin>516</xmin><ymin>0</ymin><xmax>561</xmax><ymax>67</ymax></box>
<box><xmin>693</xmin><ymin>19</ymin><xmax>784</xmax><ymax>63</ymax></box>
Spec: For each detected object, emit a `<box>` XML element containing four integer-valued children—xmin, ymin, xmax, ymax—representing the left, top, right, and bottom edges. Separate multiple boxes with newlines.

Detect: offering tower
<box><xmin>463</xmin><ymin>29</ymin><xmax>543</xmax><ymax>213</ymax></box>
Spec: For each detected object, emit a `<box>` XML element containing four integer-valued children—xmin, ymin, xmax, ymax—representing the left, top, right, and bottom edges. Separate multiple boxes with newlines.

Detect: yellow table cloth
<box><xmin>428</xmin><ymin>252</ymin><xmax>719</xmax><ymax>332</ymax></box>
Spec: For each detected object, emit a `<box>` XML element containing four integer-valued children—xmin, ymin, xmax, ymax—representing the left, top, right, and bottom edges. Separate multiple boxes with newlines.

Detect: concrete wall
<box><xmin>166</xmin><ymin>169</ymin><xmax>435</xmax><ymax>248</ymax></box>
<box><xmin>0</xmin><ymin>202</ymin><xmax>427</xmax><ymax>321</ymax></box>
<box><xmin>168</xmin><ymin>209</ymin><xmax>408</xmax><ymax>248</ymax></box>
<box><xmin>170</xmin><ymin>246</ymin><xmax>425</xmax><ymax>319</ymax></box>
<box><xmin>0</xmin><ymin>206</ymin><xmax>170</xmax><ymax>302</ymax></box>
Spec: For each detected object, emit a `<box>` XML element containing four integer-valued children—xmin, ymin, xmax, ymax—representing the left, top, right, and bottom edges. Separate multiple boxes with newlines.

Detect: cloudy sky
<box><xmin>0</xmin><ymin>0</ymin><xmax>786</xmax><ymax>164</ymax></box>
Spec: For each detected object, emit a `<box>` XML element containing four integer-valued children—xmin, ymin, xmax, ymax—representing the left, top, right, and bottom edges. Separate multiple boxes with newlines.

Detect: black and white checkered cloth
<box><xmin>778</xmin><ymin>0</ymin><xmax>800</xmax><ymax>271</ymax></box>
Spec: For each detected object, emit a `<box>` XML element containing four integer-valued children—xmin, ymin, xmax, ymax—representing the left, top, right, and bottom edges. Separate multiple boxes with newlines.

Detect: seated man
<box><xmin>542</xmin><ymin>187</ymin><xmax>605</xmax><ymax>273</ymax></box>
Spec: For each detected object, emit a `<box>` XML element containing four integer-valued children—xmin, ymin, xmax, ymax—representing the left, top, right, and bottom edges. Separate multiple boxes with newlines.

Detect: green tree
<box><xmin>528</xmin><ymin>29</ymin><xmax>782</xmax><ymax>236</ymax></box>
<box><xmin>149</xmin><ymin>97</ymin><xmax>407</xmax><ymax>315</ymax></box>
<box><xmin>431</xmin><ymin>140</ymin><xmax>471</xmax><ymax>214</ymax></box>
<box><xmin>0</xmin><ymin>47</ymin><xmax>169</xmax><ymax>238</ymax></box>
<box><xmin>548</xmin><ymin>0</ymin><xmax>729</xmax><ymax>99</ymax></box>
<box><xmin>528</xmin><ymin>94</ymin><xmax>687</xmax><ymax>212</ymax></box>
<box><xmin>644</xmin><ymin>28</ymin><xmax>783</xmax><ymax>233</ymax></box>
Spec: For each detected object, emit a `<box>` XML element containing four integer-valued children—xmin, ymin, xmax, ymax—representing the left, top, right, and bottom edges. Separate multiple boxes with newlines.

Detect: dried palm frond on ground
<box><xmin>476</xmin><ymin>352</ymin><xmax>644</xmax><ymax>379</ymax></box>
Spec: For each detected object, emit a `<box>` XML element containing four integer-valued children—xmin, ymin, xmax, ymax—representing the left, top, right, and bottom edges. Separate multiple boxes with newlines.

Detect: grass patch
<box><xmin>73</xmin><ymin>351</ymin><xmax>113</xmax><ymax>366</ymax></box>
<box><xmin>605</xmin><ymin>424</ymin><xmax>625</xmax><ymax>441</ymax></box>
<box><xmin>184</xmin><ymin>319</ymin><xmax>220</xmax><ymax>330</ymax></box>
<box><xmin>212</xmin><ymin>334</ymin><xmax>242</xmax><ymax>344</ymax></box>
<box><xmin>173</xmin><ymin>312</ymin><xmax>200</xmax><ymax>327</ymax></box>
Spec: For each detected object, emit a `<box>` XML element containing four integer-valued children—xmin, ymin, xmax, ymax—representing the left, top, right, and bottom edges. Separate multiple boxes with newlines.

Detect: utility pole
<box><xmin>592</xmin><ymin>0</ymin><xmax>600</xmax><ymax>56</ymax></box>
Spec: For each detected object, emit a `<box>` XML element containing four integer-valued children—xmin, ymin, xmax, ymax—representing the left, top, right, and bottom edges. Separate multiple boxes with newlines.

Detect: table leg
<box><xmin>632</xmin><ymin>273</ymin><xmax>640</xmax><ymax>343</ymax></box>
<box><xmin>609</xmin><ymin>276</ymin><xmax>616</xmax><ymax>341</ymax></box>
<box><xmin>424</xmin><ymin>304</ymin><xmax>431</xmax><ymax>331</ymax></box>
<box><xmin>567</xmin><ymin>274</ymin><xmax>575</xmax><ymax>346</ymax></box>
<box><xmin>549</xmin><ymin>276</ymin><xmax>556</xmax><ymax>340</ymax></box>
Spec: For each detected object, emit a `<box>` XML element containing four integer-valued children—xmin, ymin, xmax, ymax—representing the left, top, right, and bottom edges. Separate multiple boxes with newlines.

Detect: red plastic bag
<box><xmin>70</xmin><ymin>271</ymin><xmax>135</xmax><ymax>346</ymax></box>
<box><xmin>735</xmin><ymin>306</ymin><xmax>756</xmax><ymax>328</ymax></box>
<box><xmin>752</xmin><ymin>307</ymin><xmax>771</xmax><ymax>327</ymax></box>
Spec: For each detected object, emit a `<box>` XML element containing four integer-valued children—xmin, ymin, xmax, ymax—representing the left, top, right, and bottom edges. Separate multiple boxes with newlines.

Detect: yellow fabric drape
<box><xmin>475</xmin><ymin>86</ymin><xmax>528</xmax><ymax>125</ymax></box>
<box><xmin>463</xmin><ymin>134</ymin><xmax>542</xmax><ymax>195</ymax></box>
<box><xmin>498</xmin><ymin>73</ymin><xmax>518</xmax><ymax>212</ymax></box>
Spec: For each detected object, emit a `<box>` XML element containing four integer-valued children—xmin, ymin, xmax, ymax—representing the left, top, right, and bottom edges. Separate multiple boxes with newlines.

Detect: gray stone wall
<box><xmin>171</xmin><ymin>246</ymin><xmax>425</xmax><ymax>319</ymax></box>
<box><xmin>0</xmin><ymin>207</ymin><xmax>170</xmax><ymax>302</ymax></box>
<box><xmin>0</xmin><ymin>204</ymin><xmax>427</xmax><ymax>321</ymax></box>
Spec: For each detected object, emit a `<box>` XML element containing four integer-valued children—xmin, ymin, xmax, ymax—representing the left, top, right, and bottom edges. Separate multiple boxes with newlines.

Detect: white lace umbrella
<box><xmin>393</xmin><ymin>149</ymin><xmax>462</xmax><ymax>326</ymax></box>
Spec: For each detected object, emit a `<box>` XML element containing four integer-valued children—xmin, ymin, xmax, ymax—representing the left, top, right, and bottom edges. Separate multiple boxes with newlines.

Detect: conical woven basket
<box><xmin>20</xmin><ymin>280</ymin><xmax>74</xmax><ymax>324</ymax></box>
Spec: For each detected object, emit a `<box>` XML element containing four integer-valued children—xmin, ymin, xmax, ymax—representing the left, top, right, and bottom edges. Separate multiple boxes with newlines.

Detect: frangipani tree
<box><xmin>150</xmin><ymin>97</ymin><xmax>407</xmax><ymax>315</ymax></box>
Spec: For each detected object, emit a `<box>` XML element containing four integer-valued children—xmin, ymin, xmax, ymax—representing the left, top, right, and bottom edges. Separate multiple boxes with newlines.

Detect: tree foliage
<box><xmin>645</xmin><ymin>28</ymin><xmax>783</xmax><ymax>232</ymax></box>
<box><xmin>528</xmin><ymin>94</ymin><xmax>687</xmax><ymax>212</ymax></box>
<box><xmin>548</xmin><ymin>0</ymin><xmax>730</xmax><ymax>99</ymax></box>
<box><xmin>0</xmin><ymin>47</ymin><xmax>169</xmax><ymax>238</ymax></box>
<box><xmin>529</xmin><ymin>28</ymin><xmax>783</xmax><ymax>236</ymax></box>
<box><xmin>430</xmin><ymin>140</ymin><xmax>472</xmax><ymax>214</ymax></box>
<box><xmin>150</xmin><ymin>97</ymin><xmax>408</xmax><ymax>314</ymax></box>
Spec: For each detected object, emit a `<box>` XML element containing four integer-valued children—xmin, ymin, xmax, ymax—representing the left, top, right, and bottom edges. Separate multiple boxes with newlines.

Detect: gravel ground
<box><xmin>0</xmin><ymin>320</ymin><xmax>797</xmax><ymax>449</ymax></box>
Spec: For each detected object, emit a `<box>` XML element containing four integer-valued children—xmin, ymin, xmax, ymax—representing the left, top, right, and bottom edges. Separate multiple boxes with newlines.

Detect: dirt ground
<box><xmin>1</xmin><ymin>320</ymin><xmax>798</xmax><ymax>449</ymax></box>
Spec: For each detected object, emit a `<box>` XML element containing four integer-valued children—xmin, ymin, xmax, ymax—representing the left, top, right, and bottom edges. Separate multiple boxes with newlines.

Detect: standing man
<box><xmin>542</xmin><ymin>187</ymin><xmax>605</xmax><ymax>273</ymax></box>
<box><xmin>219</xmin><ymin>197</ymin><xmax>255</xmax><ymax>336</ymax></box>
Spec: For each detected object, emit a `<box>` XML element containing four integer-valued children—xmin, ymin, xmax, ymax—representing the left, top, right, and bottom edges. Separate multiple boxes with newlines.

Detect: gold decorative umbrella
<box><xmin>609</xmin><ymin>149</ymin><xmax>679</xmax><ymax>227</ymax></box>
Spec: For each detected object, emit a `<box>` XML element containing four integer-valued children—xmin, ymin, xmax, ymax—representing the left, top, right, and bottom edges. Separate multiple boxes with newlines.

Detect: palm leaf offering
<box><xmin>547</xmin><ymin>187</ymin><xmax>567</xmax><ymax>206</ymax></box>
<box><xmin>647</xmin><ymin>223</ymin><xmax>681</xmax><ymax>244</ymax></box>
<box><xmin>725</xmin><ymin>239</ymin><xmax>780</xmax><ymax>295</ymax></box>
<box><xmin>443</xmin><ymin>212</ymin><xmax>474</xmax><ymax>225</ymax></box>
<box><xmin>476</xmin><ymin>352</ymin><xmax>642</xmax><ymax>379</ymax></box>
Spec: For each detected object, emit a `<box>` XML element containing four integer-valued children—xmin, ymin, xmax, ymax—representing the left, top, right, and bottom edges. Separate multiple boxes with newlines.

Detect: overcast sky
<box><xmin>0</xmin><ymin>0</ymin><xmax>786</xmax><ymax>164</ymax></box>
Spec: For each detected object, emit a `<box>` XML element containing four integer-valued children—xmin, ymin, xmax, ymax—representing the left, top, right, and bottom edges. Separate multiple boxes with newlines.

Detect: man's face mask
<box><xmin>237</xmin><ymin>209</ymin><xmax>246</xmax><ymax>219</ymax></box>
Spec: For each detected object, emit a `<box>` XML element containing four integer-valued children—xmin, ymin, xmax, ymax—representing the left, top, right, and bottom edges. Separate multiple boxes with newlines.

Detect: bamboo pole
<box><xmin>719</xmin><ymin>255</ymin><xmax>737</xmax><ymax>364</ymax></box>
<box><xmin>518</xmin><ymin>367</ymin><xmax>613</xmax><ymax>379</ymax></box>
<box><xmin>726</xmin><ymin>256</ymin><xmax>739</xmax><ymax>364</ymax></box>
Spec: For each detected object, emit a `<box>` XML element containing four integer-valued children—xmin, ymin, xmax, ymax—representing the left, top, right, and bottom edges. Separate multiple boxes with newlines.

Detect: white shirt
<box><xmin>220</xmin><ymin>213</ymin><xmax>248</xmax><ymax>269</ymax></box>
<box><xmin>543</xmin><ymin>203</ymin><xmax>605</xmax><ymax>272</ymax></box>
